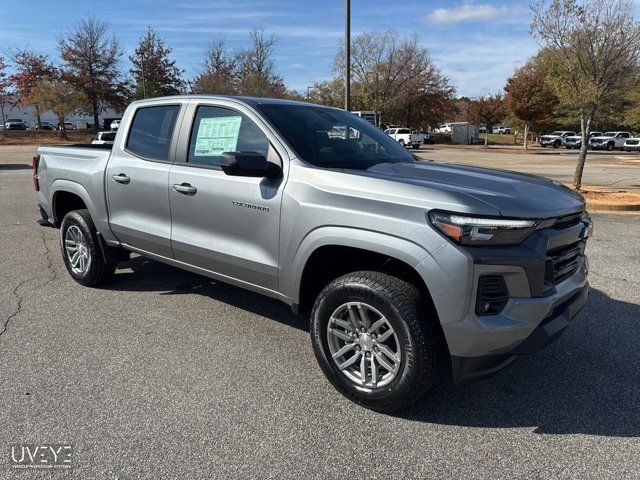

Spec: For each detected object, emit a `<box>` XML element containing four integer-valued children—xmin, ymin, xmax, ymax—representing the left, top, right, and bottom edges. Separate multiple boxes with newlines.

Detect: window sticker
<box><xmin>194</xmin><ymin>116</ymin><xmax>242</xmax><ymax>156</ymax></box>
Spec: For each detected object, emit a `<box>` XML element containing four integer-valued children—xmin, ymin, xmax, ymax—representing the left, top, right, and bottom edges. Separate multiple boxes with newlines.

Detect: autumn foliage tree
<box><xmin>531</xmin><ymin>0</ymin><xmax>640</xmax><ymax>189</ymax></box>
<box><xmin>466</xmin><ymin>94</ymin><xmax>506</xmax><ymax>146</ymax></box>
<box><xmin>130</xmin><ymin>27</ymin><xmax>184</xmax><ymax>99</ymax></box>
<box><xmin>59</xmin><ymin>17</ymin><xmax>125</xmax><ymax>130</ymax></box>
<box><xmin>504</xmin><ymin>58</ymin><xmax>558</xmax><ymax>149</ymax></box>
<box><xmin>8</xmin><ymin>49</ymin><xmax>57</xmax><ymax>128</ymax></box>
<box><xmin>0</xmin><ymin>57</ymin><xmax>11</xmax><ymax>139</ymax></box>
<box><xmin>29</xmin><ymin>78</ymin><xmax>85</xmax><ymax>139</ymax></box>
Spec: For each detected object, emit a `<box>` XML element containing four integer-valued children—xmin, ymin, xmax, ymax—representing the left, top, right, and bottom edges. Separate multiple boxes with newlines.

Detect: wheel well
<box><xmin>53</xmin><ymin>191</ymin><xmax>87</xmax><ymax>226</ymax></box>
<box><xmin>297</xmin><ymin>245</ymin><xmax>437</xmax><ymax>315</ymax></box>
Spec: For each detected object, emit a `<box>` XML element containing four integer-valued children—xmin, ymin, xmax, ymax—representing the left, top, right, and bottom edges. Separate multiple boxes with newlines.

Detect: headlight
<box><xmin>428</xmin><ymin>211</ymin><xmax>538</xmax><ymax>246</ymax></box>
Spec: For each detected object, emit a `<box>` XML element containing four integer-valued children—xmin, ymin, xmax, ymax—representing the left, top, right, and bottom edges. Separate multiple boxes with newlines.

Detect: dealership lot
<box><xmin>1</xmin><ymin>147</ymin><xmax>639</xmax><ymax>478</ymax></box>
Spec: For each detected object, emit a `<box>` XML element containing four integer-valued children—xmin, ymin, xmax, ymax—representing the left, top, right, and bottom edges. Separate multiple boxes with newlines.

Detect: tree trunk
<box><xmin>484</xmin><ymin>129</ymin><xmax>489</xmax><ymax>147</ymax></box>
<box><xmin>574</xmin><ymin>109</ymin><xmax>592</xmax><ymax>190</ymax></box>
<box><xmin>523</xmin><ymin>123</ymin><xmax>529</xmax><ymax>150</ymax></box>
<box><xmin>35</xmin><ymin>105</ymin><xmax>42</xmax><ymax>129</ymax></box>
<box><xmin>59</xmin><ymin>125</ymin><xmax>67</xmax><ymax>140</ymax></box>
<box><xmin>92</xmin><ymin>97</ymin><xmax>99</xmax><ymax>132</ymax></box>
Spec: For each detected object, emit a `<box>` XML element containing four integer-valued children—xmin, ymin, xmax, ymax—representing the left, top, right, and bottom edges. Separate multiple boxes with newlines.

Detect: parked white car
<box><xmin>91</xmin><ymin>131</ymin><xmax>117</xmax><ymax>145</ymax></box>
<box><xmin>492</xmin><ymin>126</ymin><xmax>511</xmax><ymax>134</ymax></box>
<box><xmin>623</xmin><ymin>137</ymin><xmax>640</xmax><ymax>152</ymax></box>
<box><xmin>58</xmin><ymin>122</ymin><xmax>76</xmax><ymax>131</ymax></box>
<box><xmin>110</xmin><ymin>119</ymin><xmax>122</xmax><ymax>131</ymax></box>
<box><xmin>384</xmin><ymin>128</ymin><xmax>421</xmax><ymax>149</ymax></box>
<box><xmin>539</xmin><ymin>131</ymin><xmax>576</xmax><ymax>148</ymax></box>
<box><xmin>588</xmin><ymin>131</ymin><xmax>631</xmax><ymax>151</ymax></box>
<box><xmin>563</xmin><ymin>132</ymin><xmax>602</xmax><ymax>149</ymax></box>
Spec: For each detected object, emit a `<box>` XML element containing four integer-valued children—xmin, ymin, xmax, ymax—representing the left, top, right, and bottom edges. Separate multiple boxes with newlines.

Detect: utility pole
<box><xmin>344</xmin><ymin>0</ymin><xmax>351</xmax><ymax>111</ymax></box>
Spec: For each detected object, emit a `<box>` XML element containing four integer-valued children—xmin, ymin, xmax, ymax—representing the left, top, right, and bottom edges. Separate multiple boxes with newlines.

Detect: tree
<box><xmin>29</xmin><ymin>79</ymin><xmax>85</xmax><ymax>139</ymax></box>
<box><xmin>333</xmin><ymin>31</ymin><xmax>454</xmax><ymax>127</ymax></box>
<box><xmin>191</xmin><ymin>27</ymin><xmax>287</xmax><ymax>97</ymax></box>
<box><xmin>58</xmin><ymin>17</ymin><xmax>125</xmax><ymax>131</ymax></box>
<box><xmin>466</xmin><ymin>94</ymin><xmax>506</xmax><ymax>146</ymax></box>
<box><xmin>236</xmin><ymin>27</ymin><xmax>287</xmax><ymax>97</ymax></box>
<box><xmin>8</xmin><ymin>49</ymin><xmax>57</xmax><ymax>129</ymax></box>
<box><xmin>308</xmin><ymin>78</ymin><xmax>344</xmax><ymax>108</ymax></box>
<box><xmin>0</xmin><ymin>57</ymin><xmax>11</xmax><ymax>140</ymax></box>
<box><xmin>504</xmin><ymin>58</ymin><xmax>558</xmax><ymax>149</ymax></box>
<box><xmin>192</xmin><ymin>38</ymin><xmax>238</xmax><ymax>94</ymax></box>
<box><xmin>130</xmin><ymin>27</ymin><xmax>184</xmax><ymax>99</ymax></box>
<box><xmin>531</xmin><ymin>0</ymin><xmax>640</xmax><ymax>189</ymax></box>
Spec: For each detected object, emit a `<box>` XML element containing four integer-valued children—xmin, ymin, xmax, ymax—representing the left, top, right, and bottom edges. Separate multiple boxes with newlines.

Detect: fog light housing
<box><xmin>476</xmin><ymin>275</ymin><xmax>509</xmax><ymax>316</ymax></box>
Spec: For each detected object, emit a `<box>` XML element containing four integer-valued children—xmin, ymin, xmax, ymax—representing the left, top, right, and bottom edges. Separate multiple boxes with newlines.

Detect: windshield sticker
<box><xmin>194</xmin><ymin>116</ymin><xmax>242</xmax><ymax>156</ymax></box>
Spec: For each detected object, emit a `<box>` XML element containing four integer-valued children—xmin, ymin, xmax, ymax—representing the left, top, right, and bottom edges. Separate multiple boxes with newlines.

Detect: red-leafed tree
<box><xmin>8</xmin><ymin>49</ymin><xmax>57</xmax><ymax>129</ymax></box>
<box><xmin>0</xmin><ymin>57</ymin><xmax>12</xmax><ymax>139</ymax></box>
<box><xmin>466</xmin><ymin>94</ymin><xmax>507</xmax><ymax>146</ymax></box>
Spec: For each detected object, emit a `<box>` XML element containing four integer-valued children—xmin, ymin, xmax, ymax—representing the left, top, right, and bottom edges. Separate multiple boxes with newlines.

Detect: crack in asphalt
<box><xmin>0</xmin><ymin>228</ymin><xmax>58</xmax><ymax>345</ymax></box>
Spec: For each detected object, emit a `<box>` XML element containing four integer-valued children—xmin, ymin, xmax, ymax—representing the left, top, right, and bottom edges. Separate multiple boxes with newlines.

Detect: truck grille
<box><xmin>626</xmin><ymin>140</ymin><xmax>639</xmax><ymax>146</ymax></box>
<box><xmin>546</xmin><ymin>239</ymin><xmax>586</xmax><ymax>285</ymax></box>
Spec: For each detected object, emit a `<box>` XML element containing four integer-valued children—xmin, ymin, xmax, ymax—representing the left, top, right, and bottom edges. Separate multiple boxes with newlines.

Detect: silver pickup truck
<box><xmin>34</xmin><ymin>96</ymin><xmax>592</xmax><ymax>412</ymax></box>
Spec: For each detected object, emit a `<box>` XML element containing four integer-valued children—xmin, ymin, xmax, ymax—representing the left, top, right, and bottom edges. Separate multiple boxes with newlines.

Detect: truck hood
<box><xmin>363</xmin><ymin>161</ymin><xmax>585</xmax><ymax>218</ymax></box>
<box><xmin>590</xmin><ymin>136</ymin><xmax>614</xmax><ymax>141</ymax></box>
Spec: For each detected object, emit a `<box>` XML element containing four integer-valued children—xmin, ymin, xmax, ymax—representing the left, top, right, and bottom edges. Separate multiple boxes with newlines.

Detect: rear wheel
<box><xmin>398</xmin><ymin>139</ymin><xmax>405</xmax><ymax>147</ymax></box>
<box><xmin>311</xmin><ymin>271</ymin><xmax>438</xmax><ymax>412</ymax></box>
<box><xmin>553</xmin><ymin>140</ymin><xmax>561</xmax><ymax>148</ymax></box>
<box><xmin>60</xmin><ymin>209</ymin><xmax>117</xmax><ymax>286</ymax></box>
<box><xmin>606</xmin><ymin>142</ymin><xmax>615</xmax><ymax>151</ymax></box>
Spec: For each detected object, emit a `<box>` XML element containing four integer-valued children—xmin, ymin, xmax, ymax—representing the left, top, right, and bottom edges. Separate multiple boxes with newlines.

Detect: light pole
<box><xmin>344</xmin><ymin>0</ymin><xmax>351</xmax><ymax>111</ymax></box>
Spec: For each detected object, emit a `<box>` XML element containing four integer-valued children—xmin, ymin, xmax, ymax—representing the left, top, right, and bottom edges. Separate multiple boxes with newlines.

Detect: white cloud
<box><xmin>428</xmin><ymin>3</ymin><xmax>522</xmax><ymax>26</ymax></box>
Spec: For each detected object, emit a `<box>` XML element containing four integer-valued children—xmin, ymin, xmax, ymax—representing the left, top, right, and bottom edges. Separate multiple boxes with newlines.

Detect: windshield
<box><xmin>603</xmin><ymin>132</ymin><xmax>616</xmax><ymax>137</ymax></box>
<box><xmin>550</xmin><ymin>131</ymin><xmax>563</xmax><ymax>135</ymax></box>
<box><xmin>257</xmin><ymin>104</ymin><xmax>415</xmax><ymax>170</ymax></box>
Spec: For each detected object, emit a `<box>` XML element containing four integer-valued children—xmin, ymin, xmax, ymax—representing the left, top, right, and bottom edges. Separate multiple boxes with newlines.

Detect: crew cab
<box><xmin>539</xmin><ymin>131</ymin><xmax>576</xmax><ymax>148</ymax></box>
<box><xmin>589</xmin><ymin>131</ymin><xmax>631</xmax><ymax>151</ymax></box>
<box><xmin>34</xmin><ymin>96</ymin><xmax>592</xmax><ymax>412</ymax></box>
<box><xmin>564</xmin><ymin>132</ymin><xmax>602</xmax><ymax>149</ymax></box>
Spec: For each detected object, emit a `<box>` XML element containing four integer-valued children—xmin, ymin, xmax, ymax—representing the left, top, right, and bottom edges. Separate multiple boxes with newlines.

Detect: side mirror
<box><xmin>219</xmin><ymin>152</ymin><xmax>282</xmax><ymax>179</ymax></box>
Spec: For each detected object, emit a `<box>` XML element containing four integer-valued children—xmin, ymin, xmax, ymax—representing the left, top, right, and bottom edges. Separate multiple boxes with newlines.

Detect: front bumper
<box><xmin>432</xmin><ymin>215</ymin><xmax>591</xmax><ymax>384</ymax></box>
<box><xmin>451</xmin><ymin>280</ymin><xmax>588</xmax><ymax>383</ymax></box>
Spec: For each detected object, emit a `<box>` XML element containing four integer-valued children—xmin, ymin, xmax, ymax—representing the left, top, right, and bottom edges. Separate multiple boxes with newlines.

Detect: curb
<box><xmin>586</xmin><ymin>200</ymin><xmax>640</xmax><ymax>212</ymax></box>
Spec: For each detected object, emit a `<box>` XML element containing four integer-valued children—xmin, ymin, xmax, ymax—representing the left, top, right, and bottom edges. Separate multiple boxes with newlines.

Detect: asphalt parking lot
<box><xmin>1</xmin><ymin>146</ymin><xmax>639</xmax><ymax>478</ymax></box>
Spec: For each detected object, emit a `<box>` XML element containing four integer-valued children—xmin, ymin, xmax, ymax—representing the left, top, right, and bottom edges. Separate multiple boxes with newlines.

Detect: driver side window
<box><xmin>187</xmin><ymin>106</ymin><xmax>270</xmax><ymax>168</ymax></box>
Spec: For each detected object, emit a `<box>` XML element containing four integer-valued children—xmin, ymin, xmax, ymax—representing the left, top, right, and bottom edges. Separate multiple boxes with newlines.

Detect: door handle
<box><xmin>112</xmin><ymin>173</ymin><xmax>130</xmax><ymax>184</ymax></box>
<box><xmin>172</xmin><ymin>183</ymin><xmax>197</xmax><ymax>195</ymax></box>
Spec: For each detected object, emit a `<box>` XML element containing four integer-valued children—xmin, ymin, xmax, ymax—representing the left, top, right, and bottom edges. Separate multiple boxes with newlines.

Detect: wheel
<box><xmin>565</xmin><ymin>146</ymin><xmax>572</xmax><ymax>149</ymax></box>
<box><xmin>553</xmin><ymin>140</ymin><xmax>561</xmax><ymax>148</ymax></box>
<box><xmin>311</xmin><ymin>271</ymin><xmax>438</xmax><ymax>412</ymax></box>
<box><xmin>398</xmin><ymin>139</ymin><xmax>405</xmax><ymax>146</ymax></box>
<box><xmin>540</xmin><ymin>144</ymin><xmax>546</xmax><ymax>148</ymax></box>
<box><xmin>412</xmin><ymin>144</ymin><xmax>419</xmax><ymax>150</ymax></box>
<box><xmin>60</xmin><ymin>209</ymin><xmax>117</xmax><ymax>286</ymax></box>
<box><xmin>606</xmin><ymin>142</ymin><xmax>614</xmax><ymax>151</ymax></box>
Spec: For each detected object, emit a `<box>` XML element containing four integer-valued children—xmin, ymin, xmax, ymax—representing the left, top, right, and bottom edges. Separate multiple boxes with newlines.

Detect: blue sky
<box><xmin>0</xmin><ymin>0</ymin><xmax>540</xmax><ymax>97</ymax></box>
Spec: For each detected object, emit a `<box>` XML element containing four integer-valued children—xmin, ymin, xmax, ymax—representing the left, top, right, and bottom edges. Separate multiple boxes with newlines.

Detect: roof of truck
<box><xmin>130</xmin><ymin>94</ymin><xmax>327</xmax><ymax>109</ymax></box>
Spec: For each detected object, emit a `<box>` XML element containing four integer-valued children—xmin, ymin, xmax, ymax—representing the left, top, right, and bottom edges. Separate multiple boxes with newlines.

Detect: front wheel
<box><xmin>607</xmin><ymin>142</ymin><xmax>615</xmax><ymax>151</ymax></box>
<box><xmin>311</xmin><ymin>271</ymin><xmax>438</xmax><ymax>412</ymax></box>
<box><xmin>60</xmin><ymin>209</ymin><xmax>117</xmax><ymax>286</ymax></box>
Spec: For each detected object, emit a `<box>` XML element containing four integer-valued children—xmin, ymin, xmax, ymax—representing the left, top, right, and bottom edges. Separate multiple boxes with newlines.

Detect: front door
<box><xmin>168</xmin><ymin>103</ymin><xmax>285</xmax><ymax>292</ymax></box>
<box><xmin>106</xmin><ymin>104</ymin><xmax>182</xmax><ymax>258</ymax></box>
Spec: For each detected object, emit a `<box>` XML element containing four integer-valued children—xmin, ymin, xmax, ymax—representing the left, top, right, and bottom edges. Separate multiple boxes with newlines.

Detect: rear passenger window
<box><xmin>126</xmin><ymin>105</ymin><xmax>180</xmax><ymax>161</ymax></box>
<box><xmin>187</xmin><ymin>106</ymin><xmax>269</xmax><ymax>167</ymax></box>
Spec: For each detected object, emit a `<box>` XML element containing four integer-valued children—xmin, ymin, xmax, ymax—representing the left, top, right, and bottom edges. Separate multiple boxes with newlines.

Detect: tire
<box><xmin>60</xmin><ymin>209</ymin><xmax>117</xmax><ymax>286</ymax></box>
<box><xmin>565</xmin><ymin>146</ymin><xmax>572</xmax><ymax>149</ymax></box>
<box><xmin>398</xmin><ymin>139</ymin><xmax>405</xmax><ymax>146</ymax></box>
<box><xmin>311</xmin><ymin>271</ymin><xmax>438</xmax><ymax>412</ymax></box>
<box><xmin>607</xmin><ymin>142</ymin><xmax>614</xmax><ymax>151</ymax></box>
<box><xmin>553</xmin><ymin>140</ymin><xmax>561</xmax><ymax>148</ymax></box>
<box><xmin>412</xmin><ymin>144</ymin><xmax>419</xmax><ymax>150</ymax></box>
<box><xmin>540</xmin><ymin>144</ymin><xmax>547</xmax><ymax>148</ymax></box>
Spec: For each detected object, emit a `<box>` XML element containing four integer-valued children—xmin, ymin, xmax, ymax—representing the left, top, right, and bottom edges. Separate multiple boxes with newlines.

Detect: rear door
<box><xmin>168</xmin><ymin>100</ymin><xmax>287</xmax><ymax>292</ymax></box>
<box><xmin>106</xmin><ymin>103</ymin><xmax>184</xmax><ymax>258</ymax></box>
